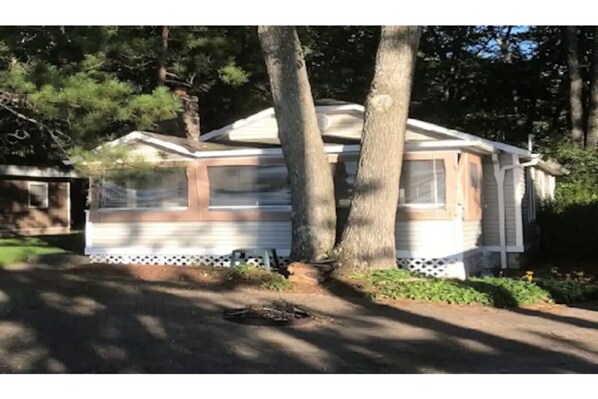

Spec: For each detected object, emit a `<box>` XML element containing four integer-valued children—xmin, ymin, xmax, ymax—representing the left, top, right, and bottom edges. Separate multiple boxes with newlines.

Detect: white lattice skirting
<box><xmin>397</xmin><ymin>257</ymin><xmax>460</xmax><ymax>277</ymax></box>
<box><xmin>89</xmin><ymin>254</ymin><xmax>461</xmax><ymax>277</ymax></box>
<box><xmin>89</xmin><ymin>254</ymin><xmax>291</xmax><ymax>268</ymax></box>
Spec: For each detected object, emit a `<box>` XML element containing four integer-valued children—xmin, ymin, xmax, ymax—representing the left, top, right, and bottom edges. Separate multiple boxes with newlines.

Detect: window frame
<box><xmin>28</xmin><ymin>181</ymin><xmax>49</xmax><ymax>209</ymax></box>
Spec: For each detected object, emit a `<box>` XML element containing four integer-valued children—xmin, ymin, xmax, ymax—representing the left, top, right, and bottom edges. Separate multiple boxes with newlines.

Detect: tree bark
<box><xmin>158</xmin><ymin>26</ymin><xmax>169</xmax><ymax>86</ymax></box>
<box><xmin>333</xmin><ymin>26</ymin><xmax>422</xmax><ymax>275</ymax></box>
<box><xmin>181</xmin><ymin>95</ymin><xmax>201</xmax><ymax>141</ymax></box>
<box><xmin>586</xmin><ymin>27</ymin><xmax>598</xmax><ymax>149</ymax></box>
<box><xmin>566</xmin><ymin>26</ymin><xmax>585</xmax><ymax>147</ymax></box>
<box><xmin>257</xmin><ymin>26</ymin><xmax>337</xmax><ymax>262</ymax></box>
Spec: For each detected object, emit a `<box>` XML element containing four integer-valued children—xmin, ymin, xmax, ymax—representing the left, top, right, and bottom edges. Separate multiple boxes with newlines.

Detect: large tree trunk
<box><xmin>333</xmin><ymin>26</ymin><xmax>422</xmax><ymax>275</ymax></box>
<box><xmin>566</xmin><ymin>26</ymin><xmax>585</xmax><ymax>147</ymax></box>
<box><xmin>258</xmin><ymin>26</ymin><xmax>337</xmax><ymax>262</ymax></box>
<box><xmin>586</xmin><ymin>27</ymin><xmax>598</xmax><ymax>149</ymax></box>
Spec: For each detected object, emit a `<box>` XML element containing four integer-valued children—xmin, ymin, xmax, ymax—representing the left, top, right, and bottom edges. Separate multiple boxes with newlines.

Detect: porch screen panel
<box><xmin>208</xmin><ymin>164</ymin><xmax>291</xmax><ymax>209</ymax></box>
<box><xmin>99</xmin><ymin>168</ymin><xmax>188</xmax><ymax>209</ymax></box>
<box><xmin>335</xmin><ymin>159</ymin><xmax>446</xmax><ymax>208</ymax></box>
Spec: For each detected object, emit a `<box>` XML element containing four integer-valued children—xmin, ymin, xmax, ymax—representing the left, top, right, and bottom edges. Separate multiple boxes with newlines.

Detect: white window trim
<box><xmin>28</xmin><ymin>182</ymin><xmax>49</xmax><ymax>209</ymax></box>
<box><xmin>398</xmin><ymin>203</ymin><xmax>446</xmax><ymax>209</ymax></box>
<box><xmin>97</xmin><ymin>206</ymin><xmax>188</xmax><ymax>212</ymax></box>
<box><xmin>208</xmin><ymin>205</ymin><xmax>292</xmax><ymax>211</ymax></box>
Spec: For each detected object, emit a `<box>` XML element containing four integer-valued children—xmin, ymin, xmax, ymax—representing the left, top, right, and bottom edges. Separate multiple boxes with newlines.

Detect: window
<box><xmin>28</xmin><ymin>182</ymin><xmax>49</xmax><ymax>209</ymax></box>
<box><xmin>208</xmin><ymin>164</ymin><xmax>291</xmax><ymax>210</ymax></box>
<box><xmin>99</xmin><ymin>169</ymin><xmax>188</xmax><ymax>210</ymax></box>
<box><xmin>334</xmin><ymin>159</ymin><xmax>447</xmax><ymax>209</ymax></box>
<box><xmin>399</xmin><ymin>160</ymin><xmax>446</xmax><ymax>207</ymax></box>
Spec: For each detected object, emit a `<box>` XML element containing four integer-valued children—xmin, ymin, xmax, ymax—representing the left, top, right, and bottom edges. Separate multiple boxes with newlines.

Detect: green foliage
<box><xmin>536</xmin><ymin>279</ymin><xmax>598</xmax><ymax>304</ymax></box>
<box><xmin>1</xmin><ymin>26</ymin><xmax>248</xmax><ymax>161</ymax></box>
<box><xmin>366</xmin><ymin>268</ymin><xmax>429</xmax><ymax>283</ymax></box>
<box><xmin>535</xmin><ymin>144</ymin><xmax>598</xmax><ymax>259</ymax></box>
<box><xmin>226</xmin><ymin>264</ymin><xmax>291</xmax><ymax>291</ymax></box>
<box><xmin>362</xmin><ymin>270</ymin><xmax>552</xmax><ymax>308</ymax></box>
<box><xmin>218</xmin><ymin>63</ymin><xmax>250</xmax><ymax>86</ymax></box>
<box><xmin>545</xmin><ymin>144</ymin><xmax>598</xmax><ymax>207</ymax></box>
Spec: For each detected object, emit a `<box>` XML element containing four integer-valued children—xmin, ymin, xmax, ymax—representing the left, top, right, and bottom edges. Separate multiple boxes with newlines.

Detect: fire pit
<box><xmin>223</xmin><ymin>300</ymin><xmax>312</xmax><ymax>327</ymax></box>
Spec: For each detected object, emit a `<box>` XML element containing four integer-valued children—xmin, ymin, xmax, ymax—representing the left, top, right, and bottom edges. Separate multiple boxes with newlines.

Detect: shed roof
<box><xmin>0</xmin><ymin>164</ymin><xmax>80</xmax><ymax>178</ymax></box>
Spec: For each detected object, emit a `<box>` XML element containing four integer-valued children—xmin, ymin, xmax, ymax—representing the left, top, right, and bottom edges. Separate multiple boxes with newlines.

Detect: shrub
<box><xmin>535</xmin><ymin>279</ymin><xmax>598</xmax><ymax>304</ymax></box>
<box><xmin>537</xmin><ymin>202</ymin><xmax>598</xmax><ymax>260</ymax></box>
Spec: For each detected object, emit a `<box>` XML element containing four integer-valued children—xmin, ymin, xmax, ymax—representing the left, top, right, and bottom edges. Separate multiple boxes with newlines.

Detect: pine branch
<box><xmin>0</xmin><ymin>98</ymin><xmax>72</xmax><ymax>152</ymax></box>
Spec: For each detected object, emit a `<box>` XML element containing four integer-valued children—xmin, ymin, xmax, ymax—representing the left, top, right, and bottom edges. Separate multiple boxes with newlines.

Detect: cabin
<box><xmin>0</xmin><ymin>164</ymin><xmax>81</xmax><ymax>237</ymax></box>
<box><xmin>83</xmin><ymin>102</ymin><xmax>567</xmax><ymax>279</ymax></box>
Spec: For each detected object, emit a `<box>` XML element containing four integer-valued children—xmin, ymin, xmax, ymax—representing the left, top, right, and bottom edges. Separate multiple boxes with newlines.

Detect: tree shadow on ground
<box><xmin>0</xmin><ymin>267</ymin><xmax>597</xmax><ymax>373</ymax></box>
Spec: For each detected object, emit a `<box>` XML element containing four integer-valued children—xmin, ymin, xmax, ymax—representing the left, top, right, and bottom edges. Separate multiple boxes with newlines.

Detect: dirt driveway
<box><xmin>0</xmin><ymin>267</ymin><xmax>597</xmax><ymax>373</ymax></box>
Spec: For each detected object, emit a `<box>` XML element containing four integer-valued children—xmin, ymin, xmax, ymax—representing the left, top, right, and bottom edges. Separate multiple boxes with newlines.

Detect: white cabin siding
<box><xmin>462</xmin><ymin>220</ymin><xmax>483</xmax><ymax>251</ymax></box>
<box><xmin>395</xmin><ymin>220</ymin><xmax>458</xmax><ymax>257</ymax></box>
<box><xmin>87</xmin><ymin>219</ymin><xmax>460</xmax><ymax>258</ymax></box>
<box><xmin>88</xmin><ymin>221</ymin><xmax>293</xmax><ymax>251</ymax></box>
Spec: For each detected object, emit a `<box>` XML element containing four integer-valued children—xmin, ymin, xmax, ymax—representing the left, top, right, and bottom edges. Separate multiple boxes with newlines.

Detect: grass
<box><xmin>226</xmin><ymin>264</ymin><xmax>292</xmax><ymax>291</ymax></box>
<box><xmin>0</xmin><ymin>236</ymin><xmax>67</xmax><ymax>266</ymax></box>
<box><xmin>353</xmin><ymin>268</ymin><xmax>597</xmax><ymax>308</ymax></box>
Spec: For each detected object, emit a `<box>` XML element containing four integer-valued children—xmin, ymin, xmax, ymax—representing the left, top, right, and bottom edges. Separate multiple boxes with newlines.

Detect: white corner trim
<box><xmin>66</xmin><ymin>180</ymin><xmax>71</xmax><ymax>230</ymax></box>
<box><xmin>85</xmin><ymin>210</ymin><xmax>92</xmax><ymax>248</ymax></box>
<box><xmin>512</xmin><ymin>155</ymin><xmax>524</xmax><ymax>248</ymax></box>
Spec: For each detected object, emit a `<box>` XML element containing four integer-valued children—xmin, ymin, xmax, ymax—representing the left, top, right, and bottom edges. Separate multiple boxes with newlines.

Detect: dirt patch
<box><xmin>69</xmin><ymin>264</ymin><xmax>228</xmax><ymax>285</ymax></box>
<box><xmin>68</xmin><ymin>263</ymin><xmax>327</xmax><ymax>294</ymax></box>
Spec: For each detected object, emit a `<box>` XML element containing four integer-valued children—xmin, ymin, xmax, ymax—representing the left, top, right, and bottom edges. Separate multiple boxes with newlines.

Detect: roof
<box><xmin>199</xmin><ymin>103</ymin><xmax>569</xmax><ymax>176</ymax></box>
<box><xmin>100</xmin><ymin>103</ymin><xmax>568</xmax><ymax>176</ymax></box>
<box><xmin>0</xmin><ymin>164</ymin><xmax>80</xmax><ymax>178</ymax></box>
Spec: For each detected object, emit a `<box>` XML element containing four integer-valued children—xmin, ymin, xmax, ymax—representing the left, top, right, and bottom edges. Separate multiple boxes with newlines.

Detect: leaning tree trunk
<box><xmin>333</xmin><ymin>26</ymin><xmax>422</xmax><ymax>276</ymax></box>
<box><xmin>566</xmin><ymin>26</ymin><xmax>585</xmax><ymax>147</ymax></box>
<box><xmin>258</xmin><ymin>26</ymin><xmax>336</xmax><ymax>262</ymax></box>
<box><xmin>586</xmin><ymin>27</ymin><xmax>598</xmax><ymax>149</ymax></box>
